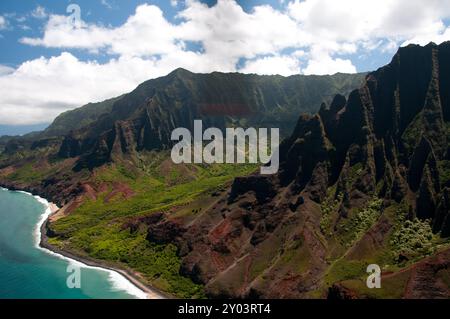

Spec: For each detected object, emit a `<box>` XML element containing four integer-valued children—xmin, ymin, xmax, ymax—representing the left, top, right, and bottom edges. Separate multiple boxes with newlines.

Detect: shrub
<box><xmin>390</xmin><ymin>215</ymin><xmax>435</xmax><ymax>264</ymax></box>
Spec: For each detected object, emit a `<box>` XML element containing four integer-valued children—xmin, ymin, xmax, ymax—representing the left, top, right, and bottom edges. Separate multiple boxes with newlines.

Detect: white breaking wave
<box><xmin>2</xmin><ymin>188</ymin><xmax>149</xmax><ymax>299</ymax></box>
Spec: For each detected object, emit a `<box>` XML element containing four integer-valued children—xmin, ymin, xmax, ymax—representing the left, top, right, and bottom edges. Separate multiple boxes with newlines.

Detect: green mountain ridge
<box><xmin>1</xmin><ymin>69</ymin><xmax>364</xmax><ymax>170</ymax></box>
<box><xmin>1</xmin><ymin>43</ymin><xmax>449</xmax><ymax>299</ymax></box>
<box><xmin>171</xmin><ymin>42</ymin><xmax>450</xmax><ymax>298</ymax></box>
<box><xmin>43</xmin><ymin>95</ymin><xmax>125</xmax><ymax>138</ymax></box>
<box><xmin>0</xmin><ymin>68</ymin><xmax>364</xmax><ymax>298</ymax></box>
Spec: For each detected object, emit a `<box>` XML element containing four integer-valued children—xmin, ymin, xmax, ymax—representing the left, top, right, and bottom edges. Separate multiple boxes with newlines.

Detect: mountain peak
<box><xmin>169</xmin><ymin>67</ymin><xmax>193</xmax><ymax>77</ymax></box>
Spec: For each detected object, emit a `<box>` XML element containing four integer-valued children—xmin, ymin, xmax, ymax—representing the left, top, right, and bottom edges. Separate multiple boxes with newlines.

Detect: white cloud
<box><xmin>31</xmin><ymin>6</ymin><xmax>48</xmax><ymax>19</ymax></box>
<box><xmin>241</xmin><ymin>55</ymin><xmax>301</xmax><ymax>76</ymax></box>
<box><xmin>20</xmin><ymin>0</ymin><xmax>450</xmax><ymax>64</ymax></box>
<box><xmin>0</xmin><ymin>65</ymin><xmax>15</xmax><ymax>76</ymax></box>
<box><xmin>403</xmin><ymin>26</ymin><xmax>450</xmax><ymax>47</ymax></box>
<box><xmin>177</xmin><ymin>0</ymin><xmax>304</xmax><ymax>67</ymax></box>
<box><xmin>0</xmin><ymin>16</ymin><xmax>7</xmax><ymax>30</ymax></box>
<box><xmin>21</xmin><ymin>1</ymin><xmax>303</xmax><ymax>68</ymax></box>
<box><xmin>21</xmin><ymin>4</ymin><xmax>180</xmax><ymax>57</ymax></box>
<box><xmin>303</xmin><ymin>45</ymin><xmax>357</xmax><ymax>75</ymax></box>
<box><xmin>2</xmin><ymin>0</ymin><xmax>450</xmax><ymax>125</ymax></box>
<box><xmin>0</xmin><ymin>49</ymin><xmax>236</xmax><ymax>125</ymax></box>
<box><xmin>303</xmin><ymin>55</ymin><xmax>356</xmax><ymax>75</ymax></box>
<box><xmin>16</xmin><ymin>16</ymin><xmax>27</xmax><ymax>23</ymax></box>
<box><xmin>287</xmin><ymin>0</ymin><xmax>450</xmax><ymax>42</ymax></box>
<box><xmin>0</xmin><ymin>53</ymin><xmax>160</xmax><ymax>125</ymax></box>
<box><xmin>18</xmin><ymin>24</ymin><xmax>31</xmax><ymax>31</ymax></box>
<box><xmin>170</xmin><ymin>0</ymin><xmax>179</xmax><ymax>7</ymax></box>
<box><xmin>101</xmin><ymin>0</ymin><xmax>113</xmax><ymax>10</ymax></box>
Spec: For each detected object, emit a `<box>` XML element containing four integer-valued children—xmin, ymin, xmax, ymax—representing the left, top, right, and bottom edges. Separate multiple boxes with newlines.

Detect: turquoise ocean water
<box><xmin>0</xmin><ymin>188</ymin><xmax>146</xmax><ymax>299</ymax></box>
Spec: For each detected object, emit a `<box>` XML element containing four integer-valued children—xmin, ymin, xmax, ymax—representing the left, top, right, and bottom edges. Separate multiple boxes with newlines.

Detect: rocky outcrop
<box><xmin>47</xmin><ymin>70</ymin><xmax>363</xmax><ymax>171</ymax></box>
<box><xmin>433</xmin><ymin>188</ymin><xmax>450</xmax><ymax>236</ymax></box>
<box><xmin>1</xmin><ymin>42</ymin><xmax>449</xmax><ymax>299</ymax></box>
<box><xmin>175</xmin><ymin>42</ymin><xmax>450</xmax><ymax>298</ymax></box>
<box><xmin>327</xmin><ymin>284</ymin><xmax>358</xmax><ymax>300</ymax></box>
<box><xmin>146</xmin><ymin>218</ymin><xmax>186</xmax><ymax>245</ymax></box>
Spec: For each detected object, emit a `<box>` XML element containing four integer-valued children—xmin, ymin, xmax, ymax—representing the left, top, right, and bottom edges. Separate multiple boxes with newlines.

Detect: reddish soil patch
<box><xmin>0</xmin><ymin>166</ymin><xmax>14</xmax><ymax>177</ymax></box>
<box><xmin>104</xmin><ymin>182</ymin><xmax>135</xmax><ymax>203</ymax></box>
<box><xmin>209</xmin><ymin>219</ymin><xmax>232</xmax><ymax>244</ymax></box>
<box><xmin>81</xmin><ymin>183</ymin><xmax>97</xmax><ymax>200</ymax></box>
<box><xmin>210</xmin><ymin>250</ymin><xmax>234</xmax><ymax>271</ymax></box>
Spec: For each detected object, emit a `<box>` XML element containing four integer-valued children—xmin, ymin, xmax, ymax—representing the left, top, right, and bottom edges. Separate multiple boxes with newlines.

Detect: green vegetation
<box><xmin>346</xmin><ymin>163</ymin><xmax>364</xmax><ymax>189</ymax></box>
<box><xmin>338</xmin><ymin>198</ymin><xmax>383</xmax><ymax>247</ymax></box>
<box><xmin>340</xmin><ymin>269</ymin><xmax>411</xmax><ymax>299</ymax></box>
<box><xmin>320</xmin><ymin>185</ymin><xmax>341</xmax><ymax>236</ymax></box>
<box><xmin>54</xmin><ymin>224</ymin><xmax>203</xmax><ymax>298</ymax></box>
<box><xmin>401</xmin><ymin>114</ymin><xmax>423</xmax><ymax>157</ymax></box>
<box><xmin>43</xmin><ymin>96</ymin><xmax>122</xmax><ymax>137</ymax></box>
<box><xmin>324</xmin><ymin>259</ymin><xmax>367</xmax><ymax>286</ymax></box>
<box><xmin>438</xmin><ymin>160</ymin><xmax>450</xmax><ymax>188</ymax></box>
<box><xmin>5</xmin><ymin>163</ymin><xmax>51</xmax><ymax>183</ymax></box>
<box><xmin>438</xmin><ymin>123</ymin><xmax>450</xmax><ymax>187</ymax></box>
<box><xmin>325</xmin><ymin>202</ymin><xmax>447</xmax><ymax>298</ymax></box>
<box><xmin>353</xmin><ymin>198</ymin><xmax>384</xmax><ymax>237</ymax></box>
<box><xmin>390</xmin><ymin>215</ymin><xmax>436</xmax><ymax>264</ymax></box>
<box><xmin>49</xmin><ymin>156</ymin><xmax>257</xmax><ymax>298</ymax></box>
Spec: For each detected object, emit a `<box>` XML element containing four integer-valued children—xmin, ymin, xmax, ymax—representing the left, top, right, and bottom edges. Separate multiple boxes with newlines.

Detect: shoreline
<box><xmin>0</xmin><ymin>186</ymin><xmax>169</xmax><ymax>300</ymax></box>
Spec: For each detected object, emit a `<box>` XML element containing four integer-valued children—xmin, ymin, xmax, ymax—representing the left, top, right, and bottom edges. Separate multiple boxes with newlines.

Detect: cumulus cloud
<box><xmin>241</xmin><ymin>55</ymin><xmax>301</xmax><ymax>76</ymax></box>
<box><xmin>287</xmin><ymin>0</ymin><xmax>450</xmax><ymax>42</ymax></box>
<box><xmin>0</xmin><ymin>49</ymin><xmax>239</xmax><ymax>125</ymax></box>
<box><xmin>287</xmin><ymin>0</ymin><xmax>450</xmax><ymax>73</ymax></box>
<box><xmin>0</xmin><ymin>53</ymin><xmax>158</xmax><ymax>125</ymax></box>
<box><xmin>31</xmin><ymin>6</ymin><xmax>48</xmax><ymax>19</ymax></box>
<box><xmin>0</xmin><ymin>65</ymin><xmax>15</xmax><ymax>76</ymax></box>
<box><xmin>177</xmin><ymin>0</ymin><xmax>304</xmax><ymax>68</ymax></box>
<box><xmin>403</xmin><ymin>26</ymin><xmax>450</xmax><ymax>46</ymax></box>
<box><xmin>21</xmin><ymin>5</ymin><xmax>180</xmax><ymax>57</ymax></box>
<box><xmin>303</xmin><ymin>55</ymin><xmax>356</xmax><ymax>75</ymax></box>
<box><xmin>22</xmin><ymin>0</ymin><xmax>450</xmax><ymax>72</ymax></box>
<box><xmin>2</xmin><ymin>0</ymin><xmax>450</xmax><ymax>125</ymax></box>
<box><xmin>0</xmin><ymin>16</ymin><xmax>7</xmax><ymax>30</ymax></box>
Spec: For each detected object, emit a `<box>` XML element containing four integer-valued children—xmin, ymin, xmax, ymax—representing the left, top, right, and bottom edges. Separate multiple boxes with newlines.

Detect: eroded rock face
<box><xmin>51</xmin><ymin>70</ymin><xmax>364</xmax><ymax>171</ymax></box>
<box><xmin>229</xmin><ymin>176</ymin><xmax>277</xmax><ymax>204</ymax></box>
<box><xmin>402</xmin><ymin>248</ymin><xmax>450</xmax><ymax>298</ymax></box>
<box><xmin>173</xmin><ymin>42</ymin><xmax>450</xmax><ymax>298</ymax></box>
<box><xmin>434</xmin><ymin>188</ymin><xmax>450</xmax><ymax>237</ymax></box>
<box><xmin>146</xmin><ymin>219</ymin><xmax>186</xmax><ymax>245</ymax></box>
<box><xmin>327</xmin><ymin>284</ymin><xmax>358</xmax><ymax>300</ymax></box>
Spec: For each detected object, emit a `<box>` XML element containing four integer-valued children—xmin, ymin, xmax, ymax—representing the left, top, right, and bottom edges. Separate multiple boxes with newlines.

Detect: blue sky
<box><xmin>0</xmin><ymin>1</ymin><xmax>293</xmax><ymax>68</ymax></box>
<box><xmin>0</xmin><ymin>0</ymin><xmax>450</xmax><ymax>134</ymax></box>
<box><xmin>0</xmin><ymin>0</ymin><xmax>393</xmax><ymax>71</ymax></box>
<box><xmin>0</xmin><ymin>0</ymin><xmax>180</xmax><ymax>66</ymax></box>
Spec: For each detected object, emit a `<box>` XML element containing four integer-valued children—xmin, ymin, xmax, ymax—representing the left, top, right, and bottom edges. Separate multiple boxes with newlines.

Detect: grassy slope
<box><xmin>3</xmin><ymin>153</ymin><xmax>450</xmax><ymax>298</ymax></box>
<box><xmin>44</xmin><ymin>152</ymin><xmax>257</xmax><ymax>298</ymax></box>
<box><xmin>2</xmin><ymin>146</ymin><xmax>449</xmax><ymax>298</ymax></box>
<box><xmin>42</xmin><ymin>96</ymin><xmax>123</xmax><ymax>138</ymax></box>
<box><xmin>317</xmin><ymin>182</ymin><xmax>450</xmax><ymax>298</ymax></box>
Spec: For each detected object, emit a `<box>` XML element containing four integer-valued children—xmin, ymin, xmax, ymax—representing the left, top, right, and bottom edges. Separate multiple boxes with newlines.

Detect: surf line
<box><xmin>5</xmin><ymin>188</ymin><xmax>150</xmax><ymax>299</ymax></box>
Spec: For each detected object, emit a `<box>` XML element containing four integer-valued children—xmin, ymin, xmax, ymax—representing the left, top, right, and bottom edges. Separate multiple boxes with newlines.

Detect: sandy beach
<box><xmin>36</xmin><ymin>197</ymin><xmax>170</xmax><ymax>299</ymax></box>
<box><xmin>0</xmin><ymin>184</ymin><xmax>171</xmax><ymax>299</ymax></box>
